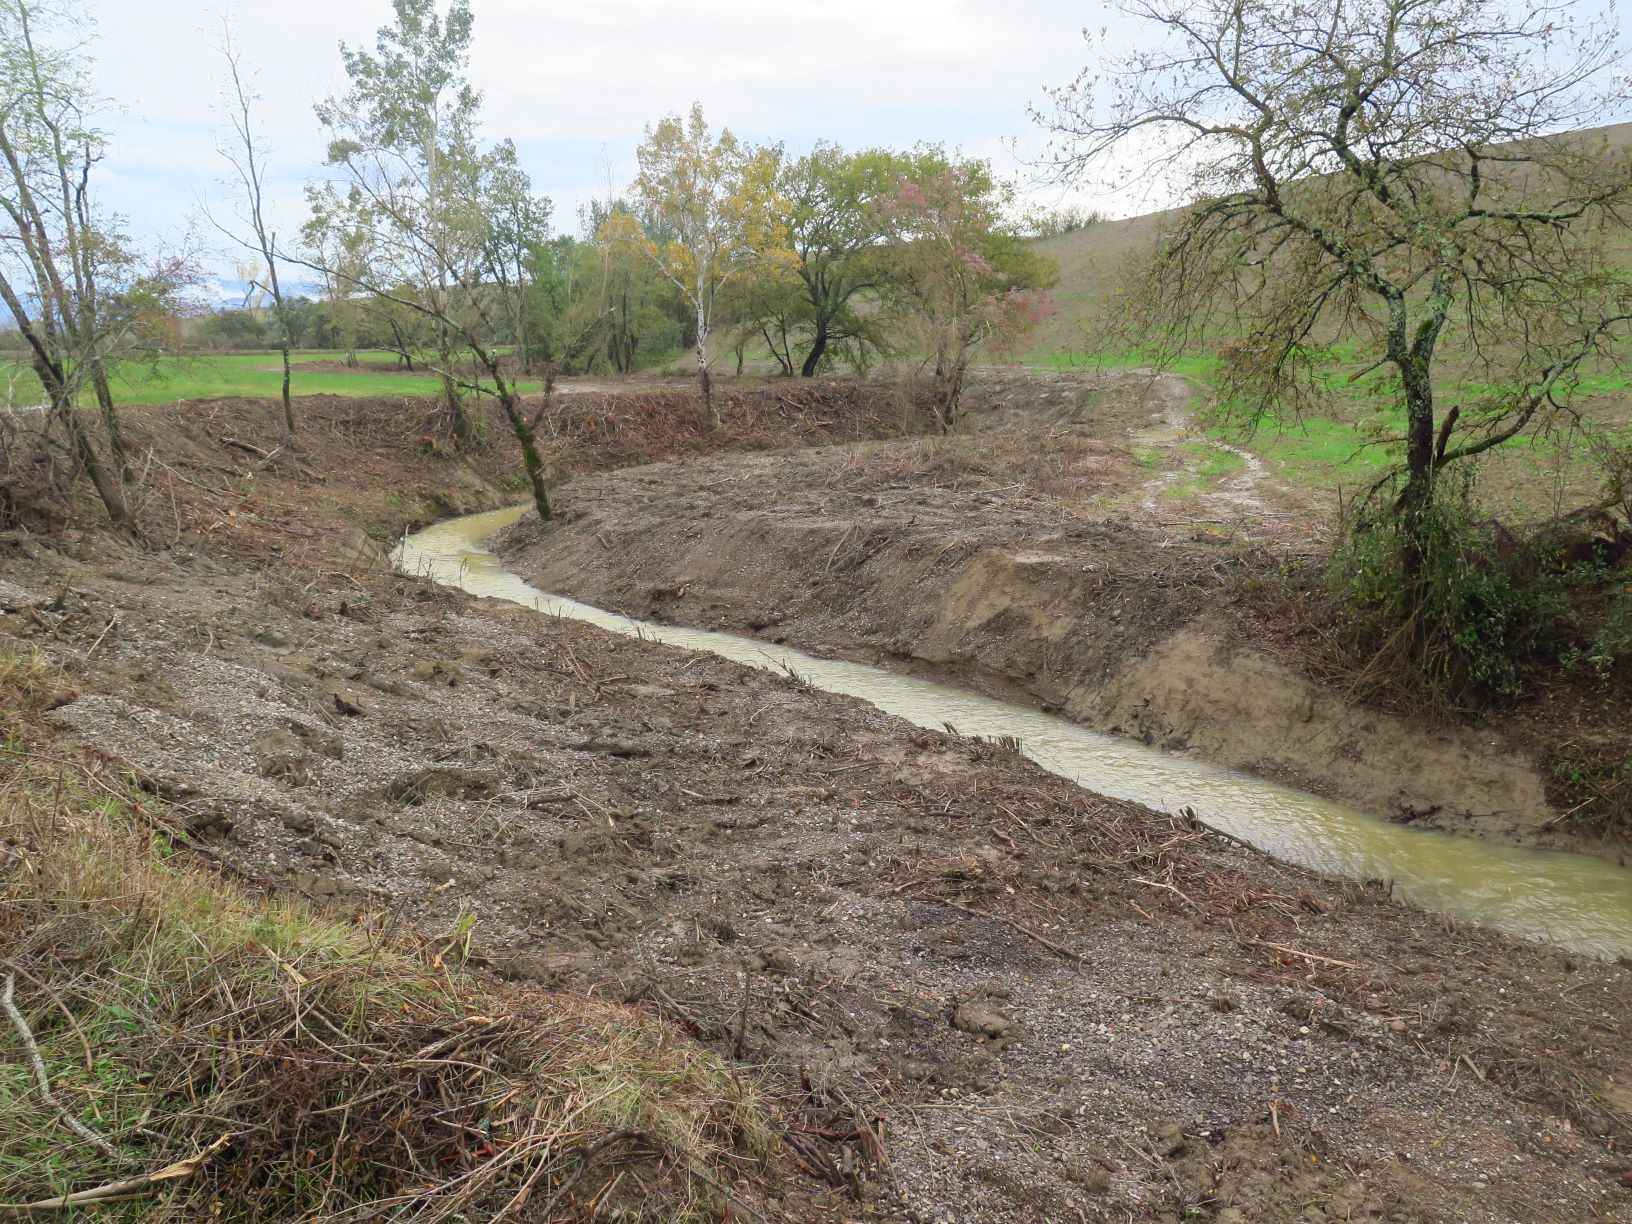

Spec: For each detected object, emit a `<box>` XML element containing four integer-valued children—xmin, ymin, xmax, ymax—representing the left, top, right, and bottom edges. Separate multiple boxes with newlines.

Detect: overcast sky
<box><xmin>85</xmin><ymin>0</ymin><xmax>1135</xmax><ymax>292</ymax></box>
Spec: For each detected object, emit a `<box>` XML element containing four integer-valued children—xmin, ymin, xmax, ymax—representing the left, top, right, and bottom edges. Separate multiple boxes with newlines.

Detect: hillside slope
<box><xmin>1028</xmin><ymin>120</ymin><xmax>1632</xmax><ymax>358</ymax></box>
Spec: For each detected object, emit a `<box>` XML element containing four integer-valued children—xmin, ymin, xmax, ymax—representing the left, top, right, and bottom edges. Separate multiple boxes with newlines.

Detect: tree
<box><xmin>715</xmin><ymin>261</ymin><xmax>802</xmax><ymax>376</ymax></box>
<box><xmin>480</xmin><ymin>138</ymin><xmax>552</xmax><ymax>373</ymax></box>
<box><xmin>1042</xmin><ymin>0</ymin><xmax>1632</xmax><ymax>586</ymax></box>
<box><xmin>357</xmin><ymin>286</ymin><xmax>432</xmax><ymax>368</ymax></box>
<box><xmin>0</xmin><ymin>0</ymin><xmax>189</xmax><ymax>526</ymax></box>
<box><xmin>881</xmin><ymin>156</ymin><xmax>1057</xmax><ymax>428</ymax></box>
<box><xmin>581</xmin><ymin>200</ymin><xmax>689</xmax><ymax>375</ymax></box>
<box><xmin>309</xmin><ymin>0</ymin><xmax>483</xmax><ymax>444</ymax></box>
<box><xmin>307</xmin><ymin>229</ymin><xmax>368</xmax><ymax>368</ymax></box>
<box><xmin>779</xmin><ymin>144</ymin><xmax>911</xmax><ymax>377</ymax></box>
<box><xmin>626</xmin><ymin>104</ymin><xmax>789</xmax><ymax>422</ymax></box>
<box><xmin>305</xmin><ymin>1</ymin><xmax>557</xmax><ymax>522</ymax></box>
<box><xmin>212</xmin><ymin>14</ymin><xmax>297</xmax><ymax>435</ymax></box>
<box><xmin>305</xmin><ymin>149</ymin><xmax>558</xmax><ymax>522</ymax></box>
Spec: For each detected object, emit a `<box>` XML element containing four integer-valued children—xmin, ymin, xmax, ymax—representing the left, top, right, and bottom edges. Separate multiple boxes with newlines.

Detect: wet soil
<box><xmin>499</xmin><ymin>369</ymin><xmax>1627</xmax><ymax>862</ymax></box>
<box><xmin>1</xmin><ymin>388</ymin><xmax>1629</xmax><ymax>1223</ymax></box>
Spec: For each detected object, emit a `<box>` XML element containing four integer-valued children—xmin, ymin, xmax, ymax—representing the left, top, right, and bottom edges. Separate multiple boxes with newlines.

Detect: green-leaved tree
<box><xmin>624</xmin><ymin>104</ymin><xmax>790</xmax><ymax>422</ymax></box>
<box><xmin>308</xmin><ymin>0</ymin><xmax>484</xmax><ymax>445</ymax></box>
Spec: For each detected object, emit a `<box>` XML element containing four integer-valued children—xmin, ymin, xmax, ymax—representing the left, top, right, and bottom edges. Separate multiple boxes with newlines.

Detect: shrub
<box><xmin>1543</xmin><ymin>738</ymin><xmax>1632</xmax><ymax>835</ymax></box>
<box><xmin>1327</xmin><ymin>469</ymin><xmax>1632</xmax><ymax>712</ymax></box>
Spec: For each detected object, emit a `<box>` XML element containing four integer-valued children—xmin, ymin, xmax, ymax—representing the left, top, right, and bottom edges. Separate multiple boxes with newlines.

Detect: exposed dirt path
<box><xmin>2</xmin><ymin>389</ymin><xmax>1629</xmax><ymax>1223</ymax></box>
<box><xmin>1122</xmin><ymin>367</ymin><xmax>1279</xmax><ymax>524</ymax></box>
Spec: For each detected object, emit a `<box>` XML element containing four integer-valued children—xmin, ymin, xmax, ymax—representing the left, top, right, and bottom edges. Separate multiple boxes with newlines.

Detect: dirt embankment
<box><xmin>499</xmin><ymin>369</ymin><xmax>1614</xmax><ymax>858</ymax></box>
<box><xmin>2</xmin><ymin>386</ymin><xmax>1630</xmax><ymax>1222</ymax></box>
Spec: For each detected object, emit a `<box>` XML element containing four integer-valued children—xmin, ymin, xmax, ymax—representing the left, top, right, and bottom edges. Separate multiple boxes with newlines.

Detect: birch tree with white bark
<box><xmin>623</xmin><ymin>104</ymin><xmax>789</xmax><ymax>424</ymax></box>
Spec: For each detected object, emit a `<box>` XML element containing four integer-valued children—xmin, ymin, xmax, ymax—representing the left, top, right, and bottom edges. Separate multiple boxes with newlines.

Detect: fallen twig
<box><xmin>1132</xmin><ymin>875</ymin><xmax>1197</xmax><ymax>907</ymax></box>
<box><xmin>2</xmin><ymin>974</ymin><xmax>127</xmax><ymax>1164</ymax></box>
<box><xmin>732</xmin><ymin>971</ymin><xmax>752</xmax><ymax>1059</ymax></box>
<box><xmin>0</xmin><ymin>962</ymin><xmax>92</xmax><ymax>1075</ymax></box>
<box><xmin>1246</xmin><ymin>940</ymin><xmax>1362</xmax><ymax>971</ymax></box>
<box><xmin>943</xmin><ymin>902</ymin><xmax>1085</xmax><ymax>963</ymax></box>
<box><xmin>82</xmin><ymin>613</ymin><xmax>119</xmax><ymax>662</ymax></box>
<box><xmin>0</xmin><ymin>1134</ymin><xmax>230</xmax><ymax>1216</ymax></box>
<box><xmin>221</xmin><ymin>436</ymin><xmax>271</xmax><ymax>459</ymax></box>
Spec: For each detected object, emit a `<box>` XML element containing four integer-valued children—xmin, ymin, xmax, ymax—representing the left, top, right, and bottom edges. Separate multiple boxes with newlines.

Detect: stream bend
<box><xmin>397</xmin><ymin>505</ymin><xmax>1632</xmax><ymax>961</ymax></box>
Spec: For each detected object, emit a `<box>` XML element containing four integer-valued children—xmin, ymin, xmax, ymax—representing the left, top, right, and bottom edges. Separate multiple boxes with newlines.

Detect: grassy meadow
<box><xmin>0</xmin><ymin>350</ymin><xmax>547</xmax><ymax>408</ymax></box>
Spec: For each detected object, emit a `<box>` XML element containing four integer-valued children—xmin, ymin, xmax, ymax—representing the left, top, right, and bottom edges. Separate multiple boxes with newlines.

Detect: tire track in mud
<box><xmin>1129</xmin><ymin>368</ymin><xmax>1276</xmax><ymax>522</ymax></box>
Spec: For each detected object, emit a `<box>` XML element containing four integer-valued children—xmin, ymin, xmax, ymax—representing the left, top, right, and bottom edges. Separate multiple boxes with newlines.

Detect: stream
<box><xmin>397</xmin><ymin>505</ymin><xmax>1632</xmax><ymax>961</ymax></box>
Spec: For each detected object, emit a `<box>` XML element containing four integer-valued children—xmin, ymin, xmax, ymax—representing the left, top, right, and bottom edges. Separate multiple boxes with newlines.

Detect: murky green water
<box><xmin>397</xmin><ymin>505</ymin><xmax>1632</xmax><ymax>960</ymax></box>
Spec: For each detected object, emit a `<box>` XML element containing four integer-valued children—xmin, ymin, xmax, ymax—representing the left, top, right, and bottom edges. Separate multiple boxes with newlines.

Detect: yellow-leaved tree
<box><xmin>621</xmin><ymin>104</ymin><xmax>790</xmax><ymax>423</ymax></box>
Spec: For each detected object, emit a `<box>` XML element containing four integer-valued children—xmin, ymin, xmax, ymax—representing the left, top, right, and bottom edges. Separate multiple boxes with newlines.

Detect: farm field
<box><xmin>0</xmin><ymin>349</ymin><xmax>547</xmax><ymax>408</ymax></box>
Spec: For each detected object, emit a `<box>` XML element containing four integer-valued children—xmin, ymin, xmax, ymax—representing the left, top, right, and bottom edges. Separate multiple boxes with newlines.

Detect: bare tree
<box><xmin>211</xmin><ymin>12</ymin><xmax>296</xmax><ymax>435</ymax></box>
<box><xmin>0</xmin><ymin>0</ymin><xmax>188</xmax><ymax>527</ymax></box>
<box><xmin>1042</xmin><ymin>0</ymin><xmax>1632</xmax><ymax>582</ymax></box>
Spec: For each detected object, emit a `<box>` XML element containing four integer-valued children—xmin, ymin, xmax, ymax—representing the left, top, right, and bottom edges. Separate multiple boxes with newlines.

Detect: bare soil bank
<box><xmin>500</xmin><ymin>370</ymin><xmax>1625</xmax><ymax>861</ymax></box>
<box><xmin>2</xmin><ymin>388</ymin><xmax>1630</xmax><ymax>1222</ymax></box>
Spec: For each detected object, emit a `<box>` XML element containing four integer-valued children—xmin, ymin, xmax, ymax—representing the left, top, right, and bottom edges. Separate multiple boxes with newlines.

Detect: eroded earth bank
<box><xmin>502</xmin><ymin>369</ymin><xmax>1631</xmax><ymax>860</ymax></box>
<box><xmin>3</xmin><ymin>386</ymin><xmax>1630</xmax><ymax>1223</ymax></box>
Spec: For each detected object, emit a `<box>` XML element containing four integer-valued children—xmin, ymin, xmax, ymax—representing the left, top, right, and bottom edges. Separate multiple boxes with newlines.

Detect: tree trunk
<box><xmin>762</xmin><ymin>325</ymin><xmax>792</xmax><ymax>377</ymax></box>
<box><xmin>387</xmin><ymin>319</ymin><xmax>415</xmax><ymax>371</ymax></box>
<box><xmin>800</xmin><ymin>320</ymin><xmax>829</xmax><ymax>378</ymax></box>
<box><xmin>436</xmin><ymin>325</ymin><xmax>475</xmax><ymax>447</ymax></box>
<box><xmin>1396</xmin><ymin>364</ymin><xmax>1437</xmax><ymax>588</ymax></box>
<box><xmin>696</xmin><ymin>303</ymin><xmax>715</xmax><ymax>427</ymax></box>
<box><xmin>441</xmin><ymin>369</ymin><xmax>475</xmax><ymax>446</ymax></box>
<box><xmin>513</xmin><ymin>283</ymin><xmax>530</xmax><ymax>376</ymax></box>
<box><xmin>41</xmin><ymin>363</ymin><xmax>129</xmax><ymax>530</ymax></box>
<box><xmin>279</xmin><ymin>341</ymin><xmax>294</xmax><ymax>435</ymax></box>
<box><xmin>615</xmin><ymin>291</ymin><xmax>633</xmax><ymax>374</ymax></box>
<box><xmin>267</xmin><ymin>259</ymin><xmax>297</xmax><ymax>436</ymax></box>
<box><xmin>89</xmin><ymin>364</ymin><xmax>131</xmax><ymax>481</ymax></box>
<box><xmin>936</xmin><ymin>344</ymin><xmax>974</xmax><ymax>433</ymax></box>
<box><xmin>1391</xmin><ymin>359</ymin><xmax>1439</xmax><ymax>683</ymax></box>
<box><xmin>497</xmin><ymin>391</ymin><xmax>552</xmax><ymax>522</ymax></box>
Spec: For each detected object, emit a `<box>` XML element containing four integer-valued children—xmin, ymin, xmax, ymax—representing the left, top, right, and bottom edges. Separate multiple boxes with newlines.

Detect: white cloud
<box><xmin>84</xmin><ymin>0</ymin><xmax>1135</xmax><ymax>273</ymax></box>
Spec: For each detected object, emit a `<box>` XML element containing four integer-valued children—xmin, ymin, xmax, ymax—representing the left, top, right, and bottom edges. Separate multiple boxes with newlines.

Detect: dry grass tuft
<box><xmin>0</xmin><ymin>639</ymin><xmax>57</xmax><ymax>707</ymax></box>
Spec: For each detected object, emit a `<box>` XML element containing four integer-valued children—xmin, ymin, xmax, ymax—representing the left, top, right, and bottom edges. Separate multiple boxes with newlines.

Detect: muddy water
<box><xmin>398</xmin><ymin>505</ymin><xmax>1632</xmax><ymax>960</ymax></box>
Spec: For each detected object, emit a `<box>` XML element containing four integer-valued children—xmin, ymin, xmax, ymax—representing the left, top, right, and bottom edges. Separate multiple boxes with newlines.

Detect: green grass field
<box><xmin>0</xmin><ymin>350</ymin><xmax>546</xmax><ymax>408</ymax></box>
<box><xmin>1023</xmin><ymin>341</ymin><xmax>1632</xmax><ymax>512</ymax></box>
